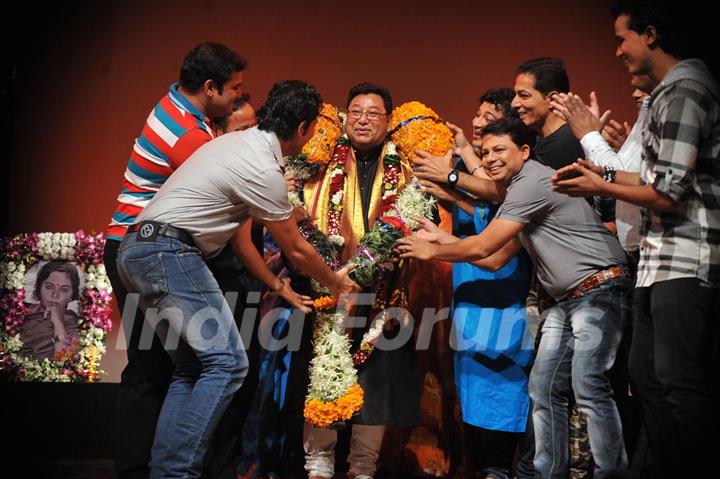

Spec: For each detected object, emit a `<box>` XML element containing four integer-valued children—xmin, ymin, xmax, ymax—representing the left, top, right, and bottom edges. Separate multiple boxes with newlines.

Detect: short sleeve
<box><xmin>169</xmin><ymin>128</ymin><xmax>213</xmax><ymax>169</ymax></box>
<box><xmin>244</xmin><ymin>169</ymin><xmax>293</xmax><ymax>222</ymax></box>
<box><xmin>496</xmin><ymin>174</ymin><xmax>550</xmax><ymax>223</ymax></box>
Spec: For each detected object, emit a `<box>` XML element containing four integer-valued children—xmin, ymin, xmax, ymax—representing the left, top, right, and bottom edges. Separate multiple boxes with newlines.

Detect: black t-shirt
<box><xmin>534</xmin><ymin>123</ymin><xmax>585</xmax><ymax>170</ymax></box>
<box><xmin>534</xmin><ymin>123</ymin><xmax>615</xmax><ymax>222</ymax></box>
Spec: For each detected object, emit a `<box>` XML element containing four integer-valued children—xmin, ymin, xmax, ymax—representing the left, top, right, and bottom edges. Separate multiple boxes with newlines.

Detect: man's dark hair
<box><xmin>479</xmin><ymin>88</ymin><xmax>518</xmax><ymax>119</ymax></box>
<box><xmin>346</xmin><ymin>83</ymin><xmax>393</xmax><ymax>114</ymax></box>
<box><xmin>481</xmin><ymin>117</ymin><xmax>536</xmax><ymax>155</ymax></box>
<box><xmin>517</xmin><ymin>57</ymin><xmax>570</xmax><ymax>96</ymax></box>
<box><xmin>256</xmin><ymin>81</ymin><xmax>322</xmax><ymax>140</ymax></box>
<box><xmin>611</xmin><ymin>0</ymin><xmax>689</xmax><ymax>59</ymax></box>
<box><xmin>214</xmin><ymin>93</ymin><xmax>252</xmax><ymax>131</ymax></box>
<box><xmin>179</xmin><ymin>42</ymin><xmax>247</xmax><ymax>94</ymax></box>
<box><xmin>34</xmin><ymin>261</ymin><xmax>81</xmax><ymax>302</ymax></box>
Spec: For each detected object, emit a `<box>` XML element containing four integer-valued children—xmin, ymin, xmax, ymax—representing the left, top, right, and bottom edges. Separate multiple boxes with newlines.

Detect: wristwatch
<box><xmin>602</xmin><ymin>166</ymin><xmax>617</xmax><ymax>183</ymax></box>
<box><xmin>447</xmin><ymin>169</ymin><xmax>459</xmax><ymax>188</ymax></box>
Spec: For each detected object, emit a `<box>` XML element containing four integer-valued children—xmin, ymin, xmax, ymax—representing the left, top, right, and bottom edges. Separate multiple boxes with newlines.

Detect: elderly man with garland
<box><xmin>291</xmin><ymin>82</ymin><xmax>420</xmax><ymax>479</ymax></box>
<box><xmin>238</xmin><ymin>83</ymin><xmax>422</xmax><ymax>479</ymax></box>
<box><xmin>299</xmin><ymin>83</ymin><xmax>422</xmax><ymax>479</ymax></box>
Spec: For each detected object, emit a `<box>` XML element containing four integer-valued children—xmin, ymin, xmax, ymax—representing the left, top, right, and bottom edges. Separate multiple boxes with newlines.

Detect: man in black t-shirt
<box><xmin>511</xmin><ymin>57</ymin><xmax>584</xmax><ymax>170</ymax></box>
<box><xmin>512</xmin><ymin>57</ymin><xmax>615</xmax><ymax>226</ymax></box>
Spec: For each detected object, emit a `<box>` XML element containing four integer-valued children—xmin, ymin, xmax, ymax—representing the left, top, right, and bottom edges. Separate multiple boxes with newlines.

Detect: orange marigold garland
<box><xmin>286</xmin><ymin>103</ymin><xmax>344</xmax><ymax>195</ymax></box>
<box><xmin>304</xmin><ymin>311</ymin><xmax>364</xmax><ymax>428</ymax></box>
<box><xmin>312</xmin><ymin>295</ymin><xmax>337</xmax><ymax>311</ymax></box>
<box><xmin>389</xmin><ymin>101</ymin><xmax>453</xmax><ymax>164</ymax></box>
<box><xmin>302</xmin><ymin>103</ymin><xmax>344</xmax><ymax>165</ymax></box>
<box><xmin>304</xmin><ymin>383</ymin><xmax>364</xmax><ymax>429</ymax></box>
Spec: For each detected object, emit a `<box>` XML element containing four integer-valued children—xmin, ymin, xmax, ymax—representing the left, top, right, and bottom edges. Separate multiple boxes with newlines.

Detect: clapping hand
<box><xmin>549</xmin><ymin>92</ymin><xmax>611</xmax><ymax>140</ymax></box>
<box><xmin>602</xmin><ymin>119</ymin><xmax>631</xmax><ymax>152</ymax></box>
<box><xmin>551</xmin><ymin>159</ymin><xmax>607</xmax><ymax>197</ymax></box>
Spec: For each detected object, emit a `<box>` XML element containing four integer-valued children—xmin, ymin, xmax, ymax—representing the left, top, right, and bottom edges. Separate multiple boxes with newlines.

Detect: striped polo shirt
<box><xmin>107</xmin><ymin>83</ymin><xmax>215</xmax><ymax>241</ymax></box>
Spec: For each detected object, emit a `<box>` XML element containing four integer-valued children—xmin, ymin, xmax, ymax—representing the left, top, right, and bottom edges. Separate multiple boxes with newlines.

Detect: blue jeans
<box><xmin>529</xmin><ymin>277</ymin><xmax>631</xmax><ymax>478</ymax></box>
<box><xmin>118</xmin><ymin>233</ymin><xmax>248</xmax><ymax>479</ymax></box>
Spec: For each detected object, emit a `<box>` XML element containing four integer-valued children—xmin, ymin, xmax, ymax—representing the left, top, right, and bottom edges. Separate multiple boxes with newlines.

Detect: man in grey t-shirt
<box><xmin>398</xmin><ymin>118</ymin><xmax>631</xmax><ymax>477</ymax></box>
<box><xmin>495</xmin><ymin>156</ymin><xmax>627</xmax><ymax>301</ymax></box>
<box><xmin>116</xmin><ymin>81</ymin><xmax>359</xmax><ymax>479</ymax></box>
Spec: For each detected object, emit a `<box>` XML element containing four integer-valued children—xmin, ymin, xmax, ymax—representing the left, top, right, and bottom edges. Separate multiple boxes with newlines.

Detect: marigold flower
<box><xmin>302</xmin><ymin>103</ymin><xmax>343</xmax><ymax>165</ymax></box>
<box><xmin>304</xmin><ymin>383</ymin><xmax>365</xmax><ymax>428</ymax></box>
<box><xmin>389</xmin><ymin>101</ymin><xmax>453</xmax><ymax>165</ymax></box>
<box><xmin>313</xmin><ymin>295</ymin><xmax>337</xmax><ymax>311</ymax></box>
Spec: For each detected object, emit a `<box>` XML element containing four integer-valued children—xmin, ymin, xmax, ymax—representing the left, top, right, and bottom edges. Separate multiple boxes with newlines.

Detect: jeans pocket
<box><xmin>123</xmin><ymin>253</ymin><xmax>169</xmax><ymax>306</ymax></box>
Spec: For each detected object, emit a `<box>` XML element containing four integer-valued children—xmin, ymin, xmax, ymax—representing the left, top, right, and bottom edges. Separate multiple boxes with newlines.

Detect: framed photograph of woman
<box><xmin>0</xmin><ymin>231</ymin><xmax>113</xmax><ymax>382</ymax></box>
<box><xmin>21</xmin><ymin>260</ymin><xmax>84</xmax><ymax>360</ymax></box>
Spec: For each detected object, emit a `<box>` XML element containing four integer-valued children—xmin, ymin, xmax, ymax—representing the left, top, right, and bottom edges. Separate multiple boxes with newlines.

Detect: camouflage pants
<box><xmin>569</xmin><ymin>402</ymin><xmax>592</xmax><ymax>478</ymax></box>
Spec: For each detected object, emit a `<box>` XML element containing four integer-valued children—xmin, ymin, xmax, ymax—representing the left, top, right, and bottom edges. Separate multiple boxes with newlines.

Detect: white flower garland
<box><xmin>306</xmin><ymin>312</ymin><xmax>358</xmax><ymax>402</ymax></box>
<box><xmin>384</xmin><ymin>177</ymin><xmax>437</xmax><ymax>230</ymax></box>
<box><xmin>84</xmin><ymin>264</ymin><xmax>113</xmax><ymax>292</ymax></box>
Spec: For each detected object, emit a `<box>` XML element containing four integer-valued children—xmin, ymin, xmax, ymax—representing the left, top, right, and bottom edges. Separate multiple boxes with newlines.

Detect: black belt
<box><xmin>127</xmin><ymin>221</ymin><xmax>195</xmax><ymax>247</ymax></box>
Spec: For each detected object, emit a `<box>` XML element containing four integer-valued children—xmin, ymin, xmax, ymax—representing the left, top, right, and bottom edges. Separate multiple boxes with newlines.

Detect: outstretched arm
<box><xmin>413</xmin><ymin>150</ymin><xmax>506</xmax><ymax>203</ymax></box>
<box><xmin>231</xmin><ymin>219</ymin><xmax>313</xmax><ymax>312</ymax></box>
<box><xmin>265</xmin><ymin>216</ymin><xmax>360</xmax><ymax>302</ymax></box>
<box><xmin>396</xmin><ymin>218</ymin><xmax>524</xmax><ymax>263</ymax></box>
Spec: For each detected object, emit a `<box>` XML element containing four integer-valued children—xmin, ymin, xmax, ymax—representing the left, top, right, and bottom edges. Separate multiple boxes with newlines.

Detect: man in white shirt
<box><xmin>117</xmin><ymin>80</ymin><xmax>359</xmax><ymax>479</ymax></box>
<box><xmin>549</xmin><ymin>74</ymin><xmax>655</xmax><ymax>259</ymax></box>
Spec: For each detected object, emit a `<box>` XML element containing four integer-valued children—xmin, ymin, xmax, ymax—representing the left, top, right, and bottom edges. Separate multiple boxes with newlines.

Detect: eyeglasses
<box><xmin>347</xmin><ymin>109</ymin><xmax>387</xmax><ymax>122</ymax></box>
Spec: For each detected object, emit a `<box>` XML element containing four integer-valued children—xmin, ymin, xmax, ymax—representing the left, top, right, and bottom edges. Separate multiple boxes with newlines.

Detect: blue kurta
<box><xmin>452</xmin><ymin>201</ymin><xmax>534</xmax><ymax>432</ymax></box>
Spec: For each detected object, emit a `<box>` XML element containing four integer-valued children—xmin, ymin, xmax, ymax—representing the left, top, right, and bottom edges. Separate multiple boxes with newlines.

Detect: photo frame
<box><xmin>0</xmin><ymin>231</ymin><xmax>112</xmax><ymax>382</ymax></box>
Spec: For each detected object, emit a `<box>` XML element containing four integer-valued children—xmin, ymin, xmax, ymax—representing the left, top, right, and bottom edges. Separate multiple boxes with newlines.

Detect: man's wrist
<box><xmin>447</xmin><ymin>169</ymin><xmax>460</xmax><ymax>188</ymax></box>
<box><xmin>271</xmin><ymin>277</ymin><xmax>285</xmax><ymax>293</ymax></box>
<box><xmin>602</xmin><ymin>166</ymin><xmax>617</xmax><ymax>183</ymax></box>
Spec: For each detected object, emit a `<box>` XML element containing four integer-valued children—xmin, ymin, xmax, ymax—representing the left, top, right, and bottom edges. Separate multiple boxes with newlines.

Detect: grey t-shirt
<box><xmin>137</xmin><ymin>126</ymin><xmax>292</xmax><ymax>256</ymax></box>
<box><xmin>496</xmin><ymin>160</ymin><xmax>627</xmax><ymax>300</ymax></box>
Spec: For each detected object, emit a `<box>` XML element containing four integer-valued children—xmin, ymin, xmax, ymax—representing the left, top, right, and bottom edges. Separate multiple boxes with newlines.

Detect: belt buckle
<box><xmin>136</xmin><ymin>221</ymin><xmax>161</xmax><ymax>242</ymax></box>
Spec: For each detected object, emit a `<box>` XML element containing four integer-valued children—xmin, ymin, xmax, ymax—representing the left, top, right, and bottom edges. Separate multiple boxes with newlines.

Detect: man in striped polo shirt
<box><xmin>103</xmin><ymin>42</ymin><xmax>246</xmax><ymax>479</ymax></box>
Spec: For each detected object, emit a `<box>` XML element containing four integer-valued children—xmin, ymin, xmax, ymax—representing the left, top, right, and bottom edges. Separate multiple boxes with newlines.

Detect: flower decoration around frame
<box><xmin>0</xmin><ymin>231</ymin><xmax>113</xmax><ymax>382</ymax></box>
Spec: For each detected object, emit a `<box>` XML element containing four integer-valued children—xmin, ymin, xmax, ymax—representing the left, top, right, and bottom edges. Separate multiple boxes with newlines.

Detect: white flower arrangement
<box><xmin>331</xmin><ymin>190</ymin><xmax>344</xmax><ymax>206</ymax></box>
<box><xmin>306</xmin><ymin>312</ymin><xmax>358</xmax><ymax>402</ymax></box>
<box><xmin>0</xmin><ymin>261</ymin><xmax>26</xmax><ymax>290</ymax></box>
<box><xmin>288</xmin><ymin>190</ymin><xmax>302</xmax><ymax>207</ymax></box>
<box><xmin>38</xmin><ymin>232</ymin><xmax>77</xmax><ymax>261</ymax></box>
<box><xmin>84</xmin><ymin>264</ymin><xmax>113</xmax><ymax>293</ymax></box>
<box><xmin>388</xmin><ymin>177</ymin><xmax>436</xmax><ymax>230</ymax></box>
<box><xmin>328</xmin><ymin>235</ymin><xmax>345</xmax><ymax>247</ymax></box>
